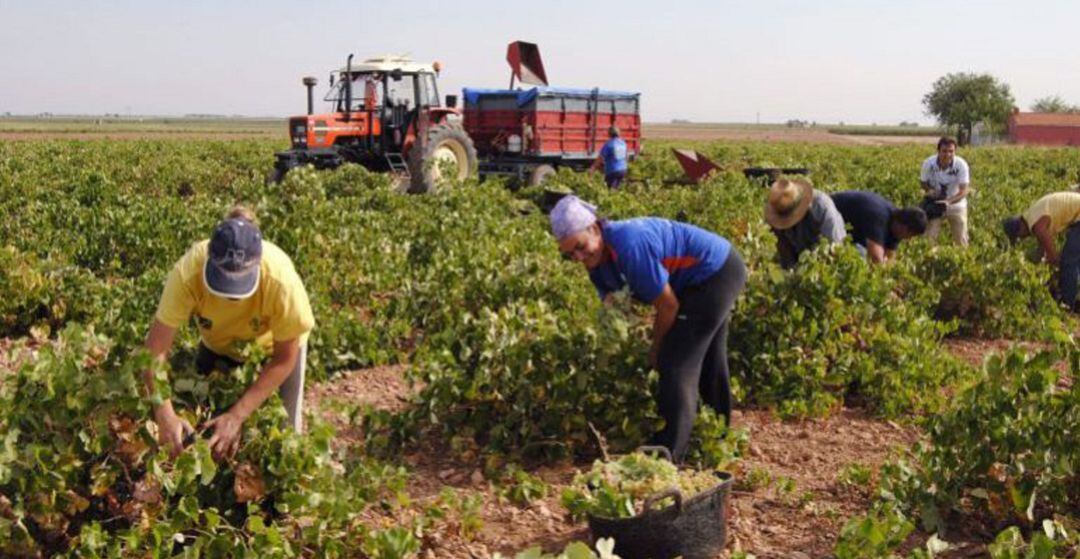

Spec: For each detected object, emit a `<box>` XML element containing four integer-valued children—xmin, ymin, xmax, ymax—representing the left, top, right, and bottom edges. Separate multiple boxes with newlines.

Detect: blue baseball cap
<box><xmin>204</xmin><ymin>218</ymin><xmax>263</xmax><ymax>298</ymax></box>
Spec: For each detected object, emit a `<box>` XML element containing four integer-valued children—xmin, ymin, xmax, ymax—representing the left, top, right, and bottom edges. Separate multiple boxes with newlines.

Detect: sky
<box><xmin>1</xmin><ymin>0</ymin><xmax>1078</xmax><ymax>125</ymax></box>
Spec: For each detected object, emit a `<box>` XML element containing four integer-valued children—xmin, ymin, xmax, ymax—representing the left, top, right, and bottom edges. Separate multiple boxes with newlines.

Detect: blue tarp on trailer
<box><xmin>462</xmin><ymin>86</ymin><xmax>640</xmax><ymax>107</ymax></box>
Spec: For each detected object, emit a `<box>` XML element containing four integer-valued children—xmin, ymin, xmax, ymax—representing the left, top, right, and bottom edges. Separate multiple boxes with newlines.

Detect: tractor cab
<box><xmin>323</xmin><ymin>56</ymin><xmax>456</xmax><ymax>152</ymax></box>
<box><xmin>273</xmin><ymin>54</ymin><xmax>475</xmax><ymax>193</ymax></box>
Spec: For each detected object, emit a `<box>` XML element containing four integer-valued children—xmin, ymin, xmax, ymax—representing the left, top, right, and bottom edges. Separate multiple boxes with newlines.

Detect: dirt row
<box><xmin>303</xmin><ymin>367</ymin><xmax>928</xmax><ymax>558</ymax></box>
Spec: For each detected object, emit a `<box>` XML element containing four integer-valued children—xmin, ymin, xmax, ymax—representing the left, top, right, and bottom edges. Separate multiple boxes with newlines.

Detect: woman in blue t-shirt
<box><xmin>549</xmin><ymin>195</ymin><xmax>747</xmax><ymax>462</ymax></box>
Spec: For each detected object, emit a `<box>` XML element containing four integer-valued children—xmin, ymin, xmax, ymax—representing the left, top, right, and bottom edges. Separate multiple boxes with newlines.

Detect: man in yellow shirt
<box><xmin>1003</xmin><ymin>191</ymin><xmax>1080</xmax><ymax>308</ymax></box>
<box><xmin>144</xmin><ymin>207</ymin><xmax>315</xmax><ymax>460</ymax></box>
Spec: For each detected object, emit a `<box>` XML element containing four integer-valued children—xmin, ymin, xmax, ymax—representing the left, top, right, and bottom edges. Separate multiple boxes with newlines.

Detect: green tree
<box><xmin>922</xmin><ymin>73</ymin><xmax>1015</xmax><ymax>145</ymax></box>
<box><xmin>1030</xmin><ymin>94</ymin><xmax>1079</xmax><ymax>113</ymax></box>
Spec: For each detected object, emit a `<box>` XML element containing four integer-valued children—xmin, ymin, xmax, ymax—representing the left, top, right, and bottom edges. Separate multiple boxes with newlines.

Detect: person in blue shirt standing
<box><xmin>591</xmin><ymin>126</ymin><xmax>629</xmax><ymax>188</ymax></box>
<box><xmin>549</xmin><ymin>195</ymin><xmax>747</xmax><ymax>462</ymax></box>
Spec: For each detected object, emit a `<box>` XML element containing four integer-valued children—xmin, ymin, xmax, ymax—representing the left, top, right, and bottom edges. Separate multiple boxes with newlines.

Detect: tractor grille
<box><xmin>290</xmin><ymin>118</ymin><xmax>307</xmax><ymax>148</ymax></box>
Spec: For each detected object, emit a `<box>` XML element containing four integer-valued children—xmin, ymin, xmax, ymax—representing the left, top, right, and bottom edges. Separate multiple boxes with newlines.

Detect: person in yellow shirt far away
<box><xmin>1003</xmin><ymin>191</ymin><xmax>1080</xmax><ymax>310</ymax></box>
<box><xmin>143</xmin><ymin>206</ymin><xmax>315</xmax><ymax>460</ymax></box>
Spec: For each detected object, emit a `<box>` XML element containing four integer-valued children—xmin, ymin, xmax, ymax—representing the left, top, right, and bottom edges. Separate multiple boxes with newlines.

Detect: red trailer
<box><xmin>462</xmin><ymin>86</ymin><xmax>641</xmax><ymax>186</ymax></box>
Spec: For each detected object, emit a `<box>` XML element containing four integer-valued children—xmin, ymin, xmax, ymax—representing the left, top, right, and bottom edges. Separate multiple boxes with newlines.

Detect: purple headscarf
<box><xmin>549</xmin><ymin>195</ymin><xmax>599</xmax><ymax>240</ymax></box>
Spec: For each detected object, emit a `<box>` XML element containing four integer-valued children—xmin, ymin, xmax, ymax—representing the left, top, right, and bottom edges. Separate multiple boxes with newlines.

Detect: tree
<box><xmin>922</xmin><ymin>73</ymin><xmax>1015</xmax><ymax>145</ymax></box>
<box><xmin>1030</xmin><ymin>95</ymin><xmax>1080</xmax><ymax>114</ymax></box>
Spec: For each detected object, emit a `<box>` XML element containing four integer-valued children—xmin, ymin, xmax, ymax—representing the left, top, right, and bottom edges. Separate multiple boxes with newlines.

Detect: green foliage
<box><xmin>497</xmin><ymin>465</ymin><xmax>550</xmax><ymax>507</ymax></box>
<box><xmin>836</xmin><ymin>340</ymin><xmax>1080</xmax><ymax>557</ymax></box>
<box><xmin>837</xmin><ymin>463</ymin><xmax>875</xmax><ymax>490</ymax></box>
<box><xmin>493</xmin><ymin>537</ymin><xmax>620</xmax><ymax>559</ymax></box>
<box><xmin>0</xmin><ymin>324</ymin><xmax>428</xmax><ymax>557</ymax></box>
<box><xmin>899</xmin><ymin>245</ymin><xmax>1062</xmax><ymax>339</ymax></box>
<box><xmin>1030</xmin><ymin>95</ymin><xmax>1080</xmax><ymax>114</ymax></box>
<box><xmin>731</xmin><ymin>244</ymin><xmax>965</xmax><ymax>417</ymax></box>
<box><xmin>834</xmin><ymin>508</ymin><xmax>914</xmax><ymax>559</ymax></box>
<box><xmin>922</xmin><ymin>72</ymin><xmax>1015</xmax><ymax>143</ymax></box>
<box><xmin>988</xmin><ymin>520</ymin><xmax>1079</xmax><ymax>559</ymax></box>
<box><xmin>7</xmin><ymin>138</ymin><xmax>1080</xmax><ymax>553</ymax></box>
<box><xmin>887</xmin><ymin>344</ymin><xmax>1080</xmax><ymax>536</ymax></box>
<box><xmin>683</xmin><ymin>407</ymin><xmax>749</xmax><ymax>471</ymax></box>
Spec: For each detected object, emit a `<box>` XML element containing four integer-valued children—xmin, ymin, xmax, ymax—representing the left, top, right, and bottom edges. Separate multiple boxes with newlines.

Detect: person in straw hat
<box><xmin>549</xmin><ymin>195</ymin><xmax>746</xmax><ymax>462</ymax></box>
<box><xmin>764</xmin><ymin>177</ymin><xmax>846</xmax><ymax>269</ymax></box>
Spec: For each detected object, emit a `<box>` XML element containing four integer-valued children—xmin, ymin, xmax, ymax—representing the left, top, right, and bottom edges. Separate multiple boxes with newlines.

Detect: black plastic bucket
<box><xmin>586</xmin><ymin>470</ymin><xmax>734</xmax><ymax>559</ymax></box>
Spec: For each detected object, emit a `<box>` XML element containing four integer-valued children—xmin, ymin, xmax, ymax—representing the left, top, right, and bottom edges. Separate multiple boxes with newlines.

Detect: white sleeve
<box><xmin>957</xmin><ymin>159</ymin><xmax>970</xmax><ymax>184</ymax></box>
<box><xmin>919</xmin><ymin>158</ymin><xmax>932</xmax><ymax>182</ymax></box>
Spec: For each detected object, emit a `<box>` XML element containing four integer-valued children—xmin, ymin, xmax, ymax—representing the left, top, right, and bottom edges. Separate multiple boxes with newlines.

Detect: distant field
<box><xmin>0</xmin><ymin>117</ymin><xmax>282</xmax><ymax>139</ymax></box>
<box><xmin>0</xmin><ymin>116</ymin><xmax>942</xmax><ymax>145</ymax></box>
<box><xmin>825</xmin><ymin>124</ymin><xmax>946</xmax><ymax>137</ymax></box>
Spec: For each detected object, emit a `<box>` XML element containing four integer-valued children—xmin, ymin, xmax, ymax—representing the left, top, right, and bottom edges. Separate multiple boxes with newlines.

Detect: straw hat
<box><xmin>764</xmin><ymin>178</ymin><xmax>814</xmax><ymax>230</ymax></box>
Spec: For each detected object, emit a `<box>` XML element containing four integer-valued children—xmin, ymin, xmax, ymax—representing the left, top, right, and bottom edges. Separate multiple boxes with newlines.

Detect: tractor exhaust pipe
<box><xmin>344</xmin><ymin>54</ymin><xmax>354</xmax><ymax>121</ymax></box>
<box><xmin>302</xmin><ymin>76</ymin><xmax>318</xmax><ymax>115</ymax></box>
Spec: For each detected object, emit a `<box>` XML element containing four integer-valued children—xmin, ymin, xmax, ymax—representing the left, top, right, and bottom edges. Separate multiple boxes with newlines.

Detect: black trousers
<box><xmin>650</xmin><ymin>249</ymin><xmax>747</xmax><ymax>462</ymax></box>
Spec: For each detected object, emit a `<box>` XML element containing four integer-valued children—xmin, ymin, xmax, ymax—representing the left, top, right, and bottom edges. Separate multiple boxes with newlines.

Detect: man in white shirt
<box><xmin>920</xmin><ymin>136</ymin><xmax>971</xmax><ymax>246</ymax></box>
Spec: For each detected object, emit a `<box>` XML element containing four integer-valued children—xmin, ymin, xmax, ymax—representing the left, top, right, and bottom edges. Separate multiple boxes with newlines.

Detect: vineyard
<box><xmin>2</xmin><ymin>135</ymin><xmax>1080</xmax><ymax>558</ymax></box>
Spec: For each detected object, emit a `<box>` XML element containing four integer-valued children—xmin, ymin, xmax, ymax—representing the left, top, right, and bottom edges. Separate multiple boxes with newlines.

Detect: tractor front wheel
<box><xmin>407</xmin><ymin>124</ymin><xmax>478</xmax><ymax>194</ymax></box>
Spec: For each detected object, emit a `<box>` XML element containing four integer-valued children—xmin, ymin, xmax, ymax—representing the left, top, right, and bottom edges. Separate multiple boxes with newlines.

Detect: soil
<box><xmin>304</xmin><ymin>367</ymin><xmax>921</xmax><ymax>558</ymax></box>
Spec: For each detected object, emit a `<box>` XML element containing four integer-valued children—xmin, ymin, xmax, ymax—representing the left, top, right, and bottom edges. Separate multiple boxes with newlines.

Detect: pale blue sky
<box><xmin>1</xmin><ymin>0</ymin><xmax>1076</xmax><ymax>124</ymax></box>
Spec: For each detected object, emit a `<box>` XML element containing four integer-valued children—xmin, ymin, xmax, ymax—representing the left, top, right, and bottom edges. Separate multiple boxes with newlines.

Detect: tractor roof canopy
<box><xmin>338</xmin><ymin>56</ymin><xmax>436</xmax><ymax>75</ymax></box>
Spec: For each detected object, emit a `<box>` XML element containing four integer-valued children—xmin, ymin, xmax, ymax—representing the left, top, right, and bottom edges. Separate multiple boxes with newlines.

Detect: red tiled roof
<box><xmin>1011</xmin><ymin>112</ymin><xmax>1080</xmax><ymax>127</ymax></box>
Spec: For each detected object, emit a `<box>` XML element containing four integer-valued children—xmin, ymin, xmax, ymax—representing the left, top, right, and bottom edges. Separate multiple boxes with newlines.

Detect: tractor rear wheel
<box><xmin>527</xmin><ymin>164</ymin><xmax>556</xmax><ymax>187</ymax></box>
<box><xmin>407</xmin><ymin>123</ymin><xmax>478</xmax><ymax>194</ymax></box>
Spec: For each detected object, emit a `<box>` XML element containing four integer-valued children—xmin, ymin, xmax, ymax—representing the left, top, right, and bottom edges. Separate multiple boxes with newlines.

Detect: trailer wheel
<box><xmin>407</xmin><ymin>123</ymin><xmax>478</xmax><ymax>194</ymax></box>
<box><xmin>527</xmin><ymin>164</ymin><xmax>556</xmax><ymax>187</ymax></box>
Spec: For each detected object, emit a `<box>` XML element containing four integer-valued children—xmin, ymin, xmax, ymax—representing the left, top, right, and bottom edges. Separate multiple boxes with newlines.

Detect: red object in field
<box><xmin>1008</xmin><ymin>109</ymin><xmax>1080</xmax><ymax>146</ymax></box>
<box><xmin>672</xmin><ymin>149</ymin><xmax>721</xmax><ymax>183</ymax></box>
<box><xmin>463</xmin><ymin>87</ymin><xmax>641</xmax><ymax>162</ymax></box>
<box><xmin>506</xmin><ymin>41</ymin><xmax>548</xmax><ymax>87</ymax></box>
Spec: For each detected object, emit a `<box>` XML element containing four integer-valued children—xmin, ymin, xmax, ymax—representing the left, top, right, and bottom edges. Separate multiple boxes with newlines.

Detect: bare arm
<box><xmin>866</xmin><ymin>241</ymin><xmax>887</xmax><ymax>264</ymax></box>
<box><xmin>1031</xmin><ymin>216</ymin><xmax>1058</xmax><ymax>265</ymax></box>
<box><xmin>947</xmin><ymin>183</ymin><xmax>970</xmax><ymax>204</ymax></box>
<box><xmin>206</xmin><ymin>338</ymin><xmax>301</xmax><ymax>460</ymax></box>
<box><xmin>233</xmin><ymin>339</ymin><xmax>301</xmax><ymax>420</ymax></box>
<box><xmin>142</xmin><ymin>319</ymin><xmax>177</xmax><ymax>395</ymax></box>
<box><xmin>143</xmin><ymin>320</ymin><xmax>191</xmax><ymax>457</ymax></box>
<box><xmin>590</xmin><ymin>156</ymin><xmax>604</xmax><ymax>173</ymax></box>
<box><xmin>648</xmin><ymin>284</ymin><xmax>679</xmax><ymax>367</ymax></box>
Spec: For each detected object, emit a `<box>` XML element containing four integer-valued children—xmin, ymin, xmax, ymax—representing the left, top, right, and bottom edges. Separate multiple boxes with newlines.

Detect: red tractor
<box><xmin>271</xmin><ymin>54</ymin><xmax>477</xmax><ymax>193</ymax></box>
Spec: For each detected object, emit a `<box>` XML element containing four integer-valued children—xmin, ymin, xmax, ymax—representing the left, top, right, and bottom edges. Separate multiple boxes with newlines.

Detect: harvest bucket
<box><xmin>586</xmin><ymin>470</ymin><xmax>734</xmax><ymax>559</ymax></box>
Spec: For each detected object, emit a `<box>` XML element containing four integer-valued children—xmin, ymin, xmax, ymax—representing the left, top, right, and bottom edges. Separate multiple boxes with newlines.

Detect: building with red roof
<box><xmin>1008</xmin><ymin>108</ymin><xmax>1080</xmax><ymax>146</ymax></box>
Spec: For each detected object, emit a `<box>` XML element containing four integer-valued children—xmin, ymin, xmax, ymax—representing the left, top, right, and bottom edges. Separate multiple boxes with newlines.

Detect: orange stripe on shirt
<box><xmin>662</xmin><ymin>256</ymin><xmax>699</xmax><ymax>271</ymax></box>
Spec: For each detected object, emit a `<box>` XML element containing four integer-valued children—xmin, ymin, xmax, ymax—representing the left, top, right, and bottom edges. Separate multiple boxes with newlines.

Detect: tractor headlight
<box><xmin>290</xmin><ymin>119</ymin><xmax>308</xmax><ymax>148</ymax></box>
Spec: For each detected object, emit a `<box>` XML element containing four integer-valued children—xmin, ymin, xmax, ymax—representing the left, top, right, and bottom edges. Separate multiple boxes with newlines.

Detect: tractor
<box><xmin>270</xmin><ymin>54</ymin><xmax>477</xmax><ymax>193</ymax></box>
